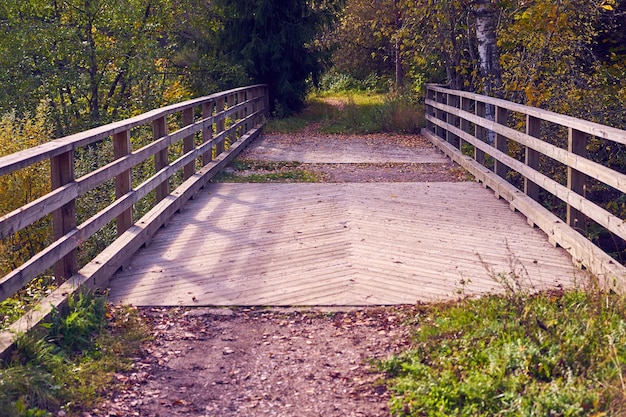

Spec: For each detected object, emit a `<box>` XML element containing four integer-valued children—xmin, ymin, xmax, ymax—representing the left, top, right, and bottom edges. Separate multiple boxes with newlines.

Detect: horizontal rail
<box><xmin>427</xmin><ymin>84</ymin><xmax>626</xmax><ymax>145</ymax></box>
<box><xmin>424</xmin><ymin>84</ymin><xmax>626</xmax><ymax>290</ymax></box>
<box><xmin>0</xmin><ymin>85</ymin><xmax>268</xmax><ymax>305</ymax></box>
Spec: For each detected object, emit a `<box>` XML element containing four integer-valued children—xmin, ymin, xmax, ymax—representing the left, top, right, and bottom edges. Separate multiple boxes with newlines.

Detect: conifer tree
<box><xmin>220</xmin><ymin>0</ymin><xmax>340</xmax><ymax>115</ymax></box>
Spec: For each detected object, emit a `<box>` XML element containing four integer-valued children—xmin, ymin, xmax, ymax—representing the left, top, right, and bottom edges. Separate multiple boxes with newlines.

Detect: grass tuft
<box><xmin>0</xmin><ymin>294</ymin><xmax>149</xmax><ymax>416</ymax></box>
<box><xmin>381</xmin><ymin>282</ymin><xmax>626</xmax><ymax>416</ymax></box>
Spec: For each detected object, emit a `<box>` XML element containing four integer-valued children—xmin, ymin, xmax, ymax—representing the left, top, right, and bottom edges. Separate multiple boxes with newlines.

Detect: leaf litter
<box><xmin>89</xmin><ymin>306</ymin><xmax>424</xmax><ymax>417</ymax></box>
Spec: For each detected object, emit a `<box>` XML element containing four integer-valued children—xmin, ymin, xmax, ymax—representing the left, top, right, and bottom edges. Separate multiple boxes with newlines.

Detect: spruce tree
<box><xmin>220</xmin><ymin>0</ymin><xmax>339</xmax><ymax>116</ymax></box>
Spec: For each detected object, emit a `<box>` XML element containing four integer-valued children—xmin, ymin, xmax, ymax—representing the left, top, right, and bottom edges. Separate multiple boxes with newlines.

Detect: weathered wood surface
<box><xmin>425</xmin><ymin>84</ymin><xmax>626</xmax><ymax>289</ymax></box>
<box><xmin>244</xmin><ymin>134</ymin><xmax>449</xmax><ymax>164</ymax></box>
<box><xmin>108</xmin><ymin>182</ymin><xmax>581</xmax><ymax>306</ymax></box>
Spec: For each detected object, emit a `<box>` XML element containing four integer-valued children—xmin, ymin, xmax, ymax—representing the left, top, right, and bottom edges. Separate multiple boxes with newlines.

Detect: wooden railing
<box><xmin>424</xmin><ymin>84</ymin><xmax>626</xmax><ymax>290</ymax></box>
<box><xmin>0</xmin><ymin>85</ymin><xmax>268</xmax><ymax>354</ymax></box>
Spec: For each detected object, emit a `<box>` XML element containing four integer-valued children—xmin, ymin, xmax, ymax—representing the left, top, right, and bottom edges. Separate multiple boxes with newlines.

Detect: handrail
<box><xmin>424</xmin><ymin>84</ymin><xmax>626</xmax><ymax>290</ymax></box>
<box><xmin>0</xmin><ymin>85</ymin><xmax>268</xmax><ymax>356</ymax></box>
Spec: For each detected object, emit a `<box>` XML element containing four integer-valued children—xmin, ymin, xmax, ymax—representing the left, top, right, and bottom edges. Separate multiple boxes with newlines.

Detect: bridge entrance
<box><xmin>108</xmin><ymin>132</ymin><xmax>580</xmax><ymax>306</ymax></box>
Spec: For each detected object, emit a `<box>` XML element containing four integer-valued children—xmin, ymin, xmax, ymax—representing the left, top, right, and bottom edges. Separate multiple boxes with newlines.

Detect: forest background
<box><xmin>0</xmin><ymin>0</ymin><xmax>625</xmax><ymax>315</ymax></box>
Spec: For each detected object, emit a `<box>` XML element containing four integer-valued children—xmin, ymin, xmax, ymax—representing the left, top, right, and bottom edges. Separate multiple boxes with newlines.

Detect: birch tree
<box><xmin>474</xmin><ymin>0</ymin><xmax>501</xmax><ymax>95</ymax></box>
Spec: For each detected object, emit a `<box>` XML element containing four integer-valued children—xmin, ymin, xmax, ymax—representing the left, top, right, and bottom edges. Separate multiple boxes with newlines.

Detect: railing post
<box><xmin>153</xmin><ymin>116</ymin><xmax>169</xmax><ymax>202</ymax></box>
<box><xmin>215</xmin><ymin>96</ymin><xmax>226</xmax><ymax>156</ymax></box>
<box><xmin>525</xmin><ymin>115</ymin><xmax>541</xmax><ymax>201</ymax></box>
<box><xmin>51</xmin><ymin>150</ymin><xmax>77</xmax><ymax>280</ymax></box>
<box><xmin>228</xmin><ymin>93</ymin><xmax>237</xmax><ymax>147</ymax></box>
<box><xmin>567</xmin><ymin>128</ymin><xmax>588</xmax><ymax>232</ymax></box>
<box><xmin>436</xmin><ymin>91</ymin><xmax>446</xmax><ymax>139</ymax></box>
<box><xmin>494</xmin><ymin>106</ymin><xmax>509</xmax><ymax>179</ymax></box>
<box><xmin>460</xmin><ymin>97</ymin><xmax>471</xmax><ymax>152</ymax></box>
<box><xmin>426</xmin><ymin>87</ymin><xmax>435</xmax><ymax>133</ymax></box>
<box><xmin>263</xmin><ymin>86</ymin><xmax>270</xmax><ymax>118</ymax></box>
<box><xmin>475</xmin><ymin>101</ymin><xmax>486</xmax><ymax>165</ymax></box>
<box><xmin>446</xmin><ymin>93</ymin><xmax>459</xmax><ymax>148</ymax></box>
<box><xmin>113</xmin><ymin>130</ymin><xmax>133</xmax><ymax>236</ymax></box>
<box><xmin>183</xmin><ymin>107</ymin><xmax>195</xmax><ymax>180</ymax></box>
<box><xmin>202</xmin><ymin>101</ymin><xmax>213</xmax><ymax>166</ymax></box>
<box><xmin>239</xmin><ymin>90</ymin><xmax>247</xmax><ymax>136</ymax></box>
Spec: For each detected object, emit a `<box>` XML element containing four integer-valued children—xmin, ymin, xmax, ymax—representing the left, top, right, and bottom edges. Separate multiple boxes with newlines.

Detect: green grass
<box><xmin>381</xmin><ymin>284</ymin><xmax>626</xmax><ymax>416</ymax></box>
<box><xmin>215</xmin><ymin>169</ymin><xmax>319</xmax><ymax>183</ymax></box>
<box><xmin>213</xmin><ymin>159</ymin><xmax>320</xmax><ymax>183</ymax></box>
<box><xmin>266</xmin><ymin>91</ymin><xmax>424</xmax><ymax>135</ymax></box>
<box><xmin>1</xmin><ymin>276</ymin><xmax>57</xmax><ymax>331</ymax></box>
<box><xmin>0</xmin><ymin>293</ymin><xmax>149</xmax><ymax>417</ymax></box>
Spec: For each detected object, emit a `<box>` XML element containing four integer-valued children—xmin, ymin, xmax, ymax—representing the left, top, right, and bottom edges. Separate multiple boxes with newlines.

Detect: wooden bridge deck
<box><xmin>108</xmin><ymin>135</ymin><xmax>581</xmax><ymax>306</ymax></box>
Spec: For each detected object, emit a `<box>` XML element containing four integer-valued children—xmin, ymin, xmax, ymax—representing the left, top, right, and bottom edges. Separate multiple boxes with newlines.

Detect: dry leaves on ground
<box><xmin>91</xmin><ymin>306</ymin><xmax>423</xmax><ymax>417</ymax></box>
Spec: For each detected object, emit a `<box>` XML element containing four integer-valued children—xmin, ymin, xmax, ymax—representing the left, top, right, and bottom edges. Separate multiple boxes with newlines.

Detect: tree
<box><xmin>474</xmin><ymin>0</ymin><xmax>501</xmax><ymax>95</ymax></box>
<box><xmin>328</xmin><ymin>0</ymin><xmax>407</xmax><ymax>88</ymax></box>
<box><xmin>0</xmin><ymin>0</ymin><xmax>176</xmax><ymax>135</ymax></box>
<box><xmin>219</xmin><ymin>0</ymin><xmax>341</xmax><ymax>115</ymax></box>
<box><xmin>0</xmin><ymin>104</ymin><xmax>53</xmax><ymax>276</ymax></box>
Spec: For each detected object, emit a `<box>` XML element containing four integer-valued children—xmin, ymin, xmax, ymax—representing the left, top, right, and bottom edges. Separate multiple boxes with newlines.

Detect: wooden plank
<box><xmin>153</xmin><ymin>116</ymin><xmax>169</xmax><ymax>202</ymax></box>
<box><xmin>494</xmin><ymin>106</ymin><xmax>509</xmax><ymax>179</ymax></box>
<box><xmin>202</xmin><ymin>102</ymin><xmax>213</xmax><ymax>166</ymax></box>
<box><xmin>423</xmin><ymin>128</ymin><xmax>626</xmax><ymax>289</ymax></box>
<box><xmin>427</xmin><ymin>98</ymin><xmax>626</xmax><ymax>193</ymax></box>
<box><xmin>113</xmin><ymin>130</ymin><xmax>132</xmax><ymax>236</ymax></box>
<box><xmin>525</xmin><ymin>115</ymin><xmax>540</xmax><ymax>201</ymax></box>
<box><xmin>182</xmin><ymin>107</ymin><xmax>196</xmax><ymax>180</ymax></box>
<box><xmin>0</xmin><ymin>85</ymin><xmax>268</xmax><ymax>177</ymax></box>
<box><xmin>0</xmin><ymin>121</ymin><xmax>265</xmax><ymax>358</ymax></box>
<box><xmin>215</xmin><ymin>97</ymin><xmax>226</xmax><ymax>155</ymax></box>
<box><xmin>427</xmin><ymin>84</ymin><xmax>626</xmax><ymax>144</ymax></box>
<box><xmin>567</xmin><ymin>128</ymin><xmax>588</xmax><ymax>232</ymax></box>
<box><xmin>0</xmin><ymin>230</ymin><xmax>79</xmax><ymax>302</ymax></box>
<box><xmin>0</xmin><ymin>183</ymin><xmax>77</xmax><ymax>240</ymax></box>
<box><xmin>108</xmin><ymin>182</ymin><xmax>581</xmax><ymax>307</ymax></box>
<box><xmin>426</xmin><ymin>115</ymin><xmax>626</xmax><ymax>242</ymax></box>
<box><xmin>475</xmin><ymin>101</ymin><xmax>486</xmax><ymax>164</ymax></box>
<box><xmin>51</xmin><ymin>150</ymin><xmax>76</xmax><ymax>280</ymax></box>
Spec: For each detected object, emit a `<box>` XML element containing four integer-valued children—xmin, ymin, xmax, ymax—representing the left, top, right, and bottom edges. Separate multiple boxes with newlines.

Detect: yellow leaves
<box><xmin>162</xmin><ymin>79</ymin><xmax>192</xmax><ymax>105</ymax></box>
<box><xmin>0</xmin><ymin>103</ymin><xmax>52</xmax><ymax>215</ymax></box>
<box><xmin>600</xmin><ymin>0</ymin><xmax>616</xmax><ymax>11</ymax></box>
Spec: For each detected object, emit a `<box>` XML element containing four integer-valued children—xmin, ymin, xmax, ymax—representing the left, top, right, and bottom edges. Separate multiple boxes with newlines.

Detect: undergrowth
<box><xmin>214</xmin><ymin>159</ymin><xmax>320</xmax><ymax>183</ymax></box>
<box><xmin>381</xmin><ymin>280</ymin><xmax>626</xmax><ymax>416</ymax></box>
<box><xmin>267</xmin><ymin>91</ymin><xmax>424</xmax><ymax>135</ymax></box>
<box><xmin>0</xmin><ymin>293</ymin><xmax>148</xmax><ymax>417</ymax></box>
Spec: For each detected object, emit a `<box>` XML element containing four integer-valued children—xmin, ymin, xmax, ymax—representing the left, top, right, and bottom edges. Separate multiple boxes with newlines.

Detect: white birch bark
<box><xmin>475</xmin><ymin>0</ymin><xmax>501</xmax><ymax>144</ymax></box>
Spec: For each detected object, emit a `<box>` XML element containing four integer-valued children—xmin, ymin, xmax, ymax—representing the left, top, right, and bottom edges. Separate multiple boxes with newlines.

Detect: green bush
<box><xmin>317</xmin><ymin>71</ymin><xmax>392</xmax><ymax>94</ymax></box>
<box><xmin>0</xmin><ymin>294</ymin><xmax>147</xmax><ymax>417</ymax></box>
<box><xmin>381</xmin><ymin>288</ymin><xmax>626</xmax><ymax>416</ymax></box>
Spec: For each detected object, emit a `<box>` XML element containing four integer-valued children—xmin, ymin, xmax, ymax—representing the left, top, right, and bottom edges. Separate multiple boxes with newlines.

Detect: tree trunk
<box><xmin>394</xmin><ymin>0</ymin><xmax>403</xmax><ymax>89</ymax></box>
<box><xmin>475</xmin><ymin>0</ymin><xmax>501</xmax><ymax>144</ymax></box>
<box><xmin>474</xmin><ymin>0</ymin><xmax>501</xmax><ymax>95</ymax></box>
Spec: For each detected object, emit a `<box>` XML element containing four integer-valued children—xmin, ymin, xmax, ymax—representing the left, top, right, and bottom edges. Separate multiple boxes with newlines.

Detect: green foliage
<box><xmin>216</xmin><ymin>170</ymin><xmax>320</xmax><ymax>183</ymax></box>
<box><xmin>0</xmin><ymin>0</ymin><xmax>183</xmax><ymax>134</ymax></box>
<box><xmin>317</xmin><ymin>71</ymin><xmax>392</xmax><ymax>94</ymax></box>
<box><xmin>215</xmin><ymin>160</ymin><xmax>319</xmax><ymax>183</ymax></box>
<box><xmin>382</xmin><ymin>287</ymin><xmax>626</xmax><ymax>416</ymax></box>
<box><xmin>1</xmin><ymin>277</ymin><xmax>57</xmax><ymax>332</ymax></box>
<box><xmin>0</xmin><ymin>296</ymin><xmax>148</xmax><ymax>416</ymax></box>
<box><xmin>0</xmin><ymin>105</ymin><xmax>53</xmax><ymax>276</ymax></box>
<box><xmin>218</xmin><ymin>0</ymin><xmax>342</xmax><ymax>115</ymax></box>
<box><xmin>44</xmin><ymin>293</ymin><xmax>107</xmax><ymax>354</ymax></box>
<box><xmin>267</xmin><ymin>91</ymin><xmax>423</xmax><ymax>135</ymax></box>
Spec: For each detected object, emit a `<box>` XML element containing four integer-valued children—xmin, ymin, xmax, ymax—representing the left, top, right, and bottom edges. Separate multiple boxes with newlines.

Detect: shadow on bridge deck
<box><xmin>107</xmin><ymin>181</ymin><xmax>582</xmax><ymax>306</ymax></box>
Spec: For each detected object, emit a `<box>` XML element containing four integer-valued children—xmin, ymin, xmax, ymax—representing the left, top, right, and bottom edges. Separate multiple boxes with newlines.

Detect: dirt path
<box><xmin>236</xmin><ymin>132</ymin><xmax>467</xmax><ymax>183</ymax></box>
<box><xmin>91</xmin><ymin>123</ymin><xmax>464</xmax><ymax>416</ymax></box>
<box><xmin>94</xmin><ymin>306</ymin><xmax>423</xmax><ymax>417</ymax></box>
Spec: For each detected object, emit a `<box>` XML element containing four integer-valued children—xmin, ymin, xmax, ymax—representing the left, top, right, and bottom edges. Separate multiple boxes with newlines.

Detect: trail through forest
<box><xmin>89</xmin><ymin>111</ymin><xmax>464</xmax><ymax>416</ymax></box>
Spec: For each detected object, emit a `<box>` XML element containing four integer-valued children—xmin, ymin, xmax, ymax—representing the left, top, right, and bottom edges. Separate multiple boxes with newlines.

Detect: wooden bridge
<box><xmin>1</xmin><ymin>84</ymin><xmax>625</xmax><ymax>355</ymax></box>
